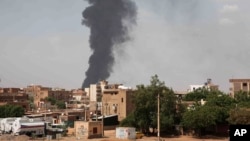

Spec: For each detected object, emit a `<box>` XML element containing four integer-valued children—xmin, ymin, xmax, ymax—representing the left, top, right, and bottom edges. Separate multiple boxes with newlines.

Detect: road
<box><xmin>0</xmin><ymin>130</ymin><xmax>229</xmax><ymax>141</ymax></box>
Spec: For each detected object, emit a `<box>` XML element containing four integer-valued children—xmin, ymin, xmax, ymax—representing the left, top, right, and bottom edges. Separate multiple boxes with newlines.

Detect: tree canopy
<box><xmin>183</xmin><ymin>88</ymin><xmax>209</xmax><ymax>101</ymax></box>
<box><xmin>120</xmin><ymin>75</ymin><xmax>181</xmax><ymax>134</ymax></box>
<box><xmin>0</xmin><ymin>105</ymin><xmax>25</xmax><ymax>118</ymax></box>
<box><xmin>181</xmin><ymin>89</ymin><xmax>235</xmax><ymax>136</ymax></box>
<box><xmin>234</xmin><ymin>91</ymin><xmax>250</xmax><ymax>108</ymax></box>
<box><xmin>120</xmin><ymin>76</ymin><xmax>250</xmax><ymax>136</ymax></box>
<box><xmin>45</xmin><ymin>96</ymin><xmax>66</xmax><ymax>109</ymax></box>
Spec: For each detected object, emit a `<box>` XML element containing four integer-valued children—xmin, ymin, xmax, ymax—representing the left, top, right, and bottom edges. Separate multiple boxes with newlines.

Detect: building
<box><xmin>72</xmin><ymin>89</ymin><xmax>85</xmax><ymax>101</ymax></box>
<box><xmin>24</xmin><ymin>85</ymin><xmax>72</xmax><ymax>110</ymax></box>
<box><xmin>174</xmin><ymin>90</ymin><xmax>188</xmax><ymax>101</ymax></box>
<box><xmin>0</xmin><ymin>88</ymin><xmax>22</xmax><ymax>93</ymax></box>
<box><xmin>83</xmin><ymin>81</ymin><xmax>109</xmax><ymax>115</ymax></box>
<box><xmin>85</xmin><ymin>81</ymin><xmax>108</xmax><ymax>102</ymax></box>
<box><xmin>71</xmin><ymin>89</ymin><xmax>89</xmax><ymax>105</ymax></box>
<box><xmin>188</xmin><ymin>78</ymin><xmax>219</xmax><ymax>92</ymax></box>
<box><xmin>229</xmin><ymin>79</ymin><xmax>250</xmax><ymax>97</ymax></box>
<box><xmin>74</xmin><ymin>121</ymin><xmax>103</xmax><ymax>139</ymax></box>
<box><xmin>102</xmin><ymin>83</ymin><xmax>134</xmax><ymax>121</ymax></box>
<box><xmin>0</xmin><ymin>92</ymin><xmax>30</xmax><ymax>111</ymax></box>
<box><xmin>67</xmin><ymin>89</ymin><xmax>90</xmax><ymax>109</ymax></box>
<box><xmin>48</xmin><ymin>89</ymin><xmax>72</xmax><ymax>103</ymax></box>
<box><xmin>24</xmin><ymin>85</ymin><xmax>52</xmax><ymax>108</ymax></box>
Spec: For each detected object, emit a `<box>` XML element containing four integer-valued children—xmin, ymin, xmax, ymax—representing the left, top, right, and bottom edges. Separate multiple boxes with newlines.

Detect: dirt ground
<box><xmin>0</xmin><ymin>130</ymin><xmax>229</xmax><ymax>141</ymax></box>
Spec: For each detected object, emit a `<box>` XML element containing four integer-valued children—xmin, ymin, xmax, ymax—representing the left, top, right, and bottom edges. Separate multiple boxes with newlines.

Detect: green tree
<box><xmin>234</xmin><ymin>91</ymin><xmax>250</xmax><ymax>108</ymax></box>
<box><xmin>122</xmin><ymin>75</ymin><xmax>177</xmax><ymax>134</ymax></box>
<box><xmin>182</xmin><ymin>105</ymin><xmax>218</xmax><ymax>136</ymax></box>
<box><xmin>183</xmin><ymin>88</ymin><xmax>209</xmax><ymax>101</ymax></box>
<box><xmin>44</xmin><ymin>96</ymin><xmax>67</xmax><ymax>109</ymax></box>
<box><xmin>45</xmin><ymin>97</ymin><xmax>57</xmax><ymax>105</ymax></box>
<box><xmin>120</xmin><ymin>113</ymin><xmax>137</xmax><ymax>127</ymax></box>
<box><xmin>28</xmin><ymin>96</ymin><xmax>35</xmax><ymax>110</ymax></box>
<box><xmin>206</xmin><ymin>92</ymin><xmax>235</xmax><ymax>123</ymax></box>
<box><xmin>182</xmin><ymin>90</ymin><xmax>235</xmax><ymax>136</ymax></box>
<box><xmin>0</xmin><ymin>105</ymin><xmax>25</xmax><ymax>118</ymax></box>
<box><xmin>56</xmin><ymin>101</ymin><xmax>66</xmax><ymax>109</ymax></box>
<box><xmin>234</xmin><ymin>91</ymin><xmax>250</xmax><ymax>102</ymax></box>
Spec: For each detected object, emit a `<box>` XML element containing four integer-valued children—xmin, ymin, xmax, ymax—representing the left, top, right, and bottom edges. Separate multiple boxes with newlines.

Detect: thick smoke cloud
<box><xmin>81</xmin><ymin>0</ymin><xmax>136</xmax><ymax>88</ymax></box>
<box><xmin>109</xmin><ymin>0</ymin><xmax>250</xmax><ymax>92</ymax></box>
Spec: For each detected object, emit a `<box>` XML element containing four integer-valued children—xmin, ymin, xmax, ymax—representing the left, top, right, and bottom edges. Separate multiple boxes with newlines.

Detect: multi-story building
<box><xmin>24</xmin><ymin>85</ymin><xmax>52</xmax><ymax>108</ymax></box>
<box><xmin>72</xmin><ymin>89</ymin><xmax>85</xmax><ymax>101</ymax></box>
<box><xmin>102</xmin><ymin>84</ymin><xmax>134</xmax><ymax>121</ymax></box>
<box><xmin>0</xmin><ymin>91</ymin><xmax>30</xmax><ymax>111</ymax></box>
<box><xmin>87</xmin><ymin>81</ymin><xmax>108</xmax><ymax>102</ymax></box>
<box><xmin>48</xmin><ymin>89</ymin><xmax>72</xmax><ymax>102</ymax></box>
<box><xmin>73</xmin><ymin>89</ymin><xmax>89</xmax><ymax>104</ymax></box>
<box><xmin>229</xmin><ymin>79</ymin><xmax>250</xmax><ymax>97</ymax></box>
<box><xmin>0</xmin><ymin>88</ymin><xmax>22</xmax><ymax>93</ymax></box>
<box><xmin>24</xmin><ymin>85</ymin><xmax>72</xmax><ymax>110</ymax></box>
<box><xmin>84</xmin><ymin>81</ymin><xmax>108</xmax><ymax>114</ymax></box>
<box><xmin>84</xmin><ymin>80</ymin><xmax>134</xmax><ymax>121</ymax></box>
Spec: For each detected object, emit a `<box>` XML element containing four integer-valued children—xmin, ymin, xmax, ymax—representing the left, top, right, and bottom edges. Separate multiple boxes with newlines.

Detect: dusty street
<box><xmin>0</xmin><ymin>130</ymin><xmax>229</xmax><ymax>141</ymax></box>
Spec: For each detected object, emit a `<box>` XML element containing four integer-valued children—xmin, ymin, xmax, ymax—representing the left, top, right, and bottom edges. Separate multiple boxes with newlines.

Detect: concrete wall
<box><xmin>74</xmin><ymin>121</ymin><xmax>102</xmax><ymax>139</ymax></box>
<box><xmin>102</xmin><ymin>88</ymin><xmax>134</xmax><ymax>121</ymax></box>
<box><xmin>116</xmin><ymin>127</ymin><xmax>136</xmax><ymax>139</ymax></box>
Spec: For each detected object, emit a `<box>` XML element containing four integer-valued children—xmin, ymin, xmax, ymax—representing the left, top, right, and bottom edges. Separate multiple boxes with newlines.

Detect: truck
<box><xmin>12</xmin><ymin>117</ymin><xmax>45</xmax><ymax>136</ymax></box>
<box><xmin>0</xmin><ymin>118</ymin><xmax>16</xmax><ymax>134</ymax></box>
<box><xmin>0</xmin><ymin>118</ymin><xmax>3</xmax><ymax>135</ymax></box>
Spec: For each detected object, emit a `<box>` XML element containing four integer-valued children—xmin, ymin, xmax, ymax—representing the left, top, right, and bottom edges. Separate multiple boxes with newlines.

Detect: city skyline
<box><xmin>1</xmin><ymin>0</ymin><xmax>250</xmax><ymax>92</ymax></box>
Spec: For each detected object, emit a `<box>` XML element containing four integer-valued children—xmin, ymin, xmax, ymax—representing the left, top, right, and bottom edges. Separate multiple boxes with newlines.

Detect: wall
<box><xmin>102</xmin><ymin>88</ymin><xmax>134</xmax><ymax>121</ymax></box>
<box><xmin>116</xmin><ymin>127</ymin><xmax>136</xmax><ymax>139</ymax></box>
<box><xmin>74</xmin><ymin>121</ymin><xmax>102</xmax><ymax>139</ymax></box>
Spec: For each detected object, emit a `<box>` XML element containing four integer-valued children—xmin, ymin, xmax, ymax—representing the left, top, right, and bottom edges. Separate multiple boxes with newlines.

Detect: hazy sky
<box><xmin>0</xmin><ymin>0</ymin><xmax>250</xmax><ymax>92</ymax></box>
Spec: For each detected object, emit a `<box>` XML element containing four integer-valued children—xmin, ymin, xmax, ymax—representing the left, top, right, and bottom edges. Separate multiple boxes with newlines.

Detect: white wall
<box><xmin>90</xmin><ymin>84</ymin><xmax>97</xmax><ymax>102</ymax></box>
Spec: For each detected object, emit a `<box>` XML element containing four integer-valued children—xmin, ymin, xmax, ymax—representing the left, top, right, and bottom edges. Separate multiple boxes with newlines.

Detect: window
<box><xmin>121</xmin><ymin>98</ymin><xmax>123</xmax><ymax>103</ymax></box>
<box><xmin>93</xmin><ymin>127</ymin><xmax>97</xmax><ymax>134</ymax></box>
<box><xmin>243</xmin><ymin>83</ymin><xmax>248</xmax><ymax>87</ymax></box>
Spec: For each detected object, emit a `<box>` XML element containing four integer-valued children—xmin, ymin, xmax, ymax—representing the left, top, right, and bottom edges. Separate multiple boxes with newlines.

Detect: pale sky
<box><xmin>0</xmin><ymin>0</ymin><xmax>250</xmax><ymax>92</ymax></box>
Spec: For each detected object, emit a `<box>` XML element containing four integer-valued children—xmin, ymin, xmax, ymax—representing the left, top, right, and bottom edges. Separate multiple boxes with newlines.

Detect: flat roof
<box><xmin>229</xmin><ymin>79</ymin><xmax>250</xmax><ymax>82</ymax></box>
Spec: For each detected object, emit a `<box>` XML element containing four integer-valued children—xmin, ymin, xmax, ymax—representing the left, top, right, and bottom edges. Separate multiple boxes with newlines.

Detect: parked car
<box><xmin>136</xmin><ymin>131</ymin><xmax>144</xmax><ymax>139</ymax></box>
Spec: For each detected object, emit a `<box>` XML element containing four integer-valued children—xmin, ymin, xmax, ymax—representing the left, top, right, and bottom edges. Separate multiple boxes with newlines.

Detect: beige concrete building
<box><xmin>102</xmin><ymin>84</ymin><xmax>134</xmax><ymax>121</ymax></box>
<box><xmin>86</xmin><ymin>80</ymin><xmax>107</xmax><ymax>102</ymax></box>
<box><xmin>0</xmin><ymin>92</ymin><xmax>30</xmax><ymax>111</ymax></box>
<box><xmin>24</xmin><ymin>85</ymin><xmax>51</xmax><ymax>108</ymax></box>
<box><xmin>24</xmin><ymin>85</ymin><xmax>72</xmax><ymax>110</ymax></box>
<box><xmin>67</xmin><ymin>89</ymin><xmax>90</xmax><ymax>109</ymax></box>
<box><xmin>0</xmin><ymin>88</ymin><xmax>22</xmax><ymax>93</ymax></box>
<box><xmin>84</xmin><ymin>81</ymin><xmax>109</xmax><ymax>114</ymax></box>
<box><xmin>48</xmin><ymin>89</ymin><xmax>72</xmax><ymax>102</ymax></box>
<box><xmin>71</xmin><ymin>89</ymin><xmax>87</xmax><ymax>101</ymax></box>
<box><xmin>229</xmin><ymin>79</ymin><xmax>250</xmax><ymax>97</ymax></box>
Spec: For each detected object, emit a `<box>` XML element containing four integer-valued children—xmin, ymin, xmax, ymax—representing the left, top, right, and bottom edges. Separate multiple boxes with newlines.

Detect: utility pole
<box><xmin>157</xmin><ymin>93</ymin><xmax>160</xmax><ymax>141</ymax></box>
<box><xmin>96</xmin><ymin>103</ymin><xmax>98</xmax><ymax>121</ymax></box>
<box><xmin>84</xmin><ymin>106</ymin><xmax>87</xmax><ymax>121</ymax></box>
<box><xmin>102</xmin><ymin>103</ymin><xmax>104</xmax><ymax>137</ymax></box>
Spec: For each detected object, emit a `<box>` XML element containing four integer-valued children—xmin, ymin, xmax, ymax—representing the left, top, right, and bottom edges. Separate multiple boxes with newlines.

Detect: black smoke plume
<box><xmin>81</xmin><ymin>0</ymin><xmax>137</xmax><ymax>88</ymax></box>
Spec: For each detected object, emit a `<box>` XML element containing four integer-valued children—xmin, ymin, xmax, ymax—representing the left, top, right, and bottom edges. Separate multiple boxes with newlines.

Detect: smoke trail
<box><xmin>81</xmin><ymin>0</ymin><xmax>137</xmax><ymax>88</ymax></box>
